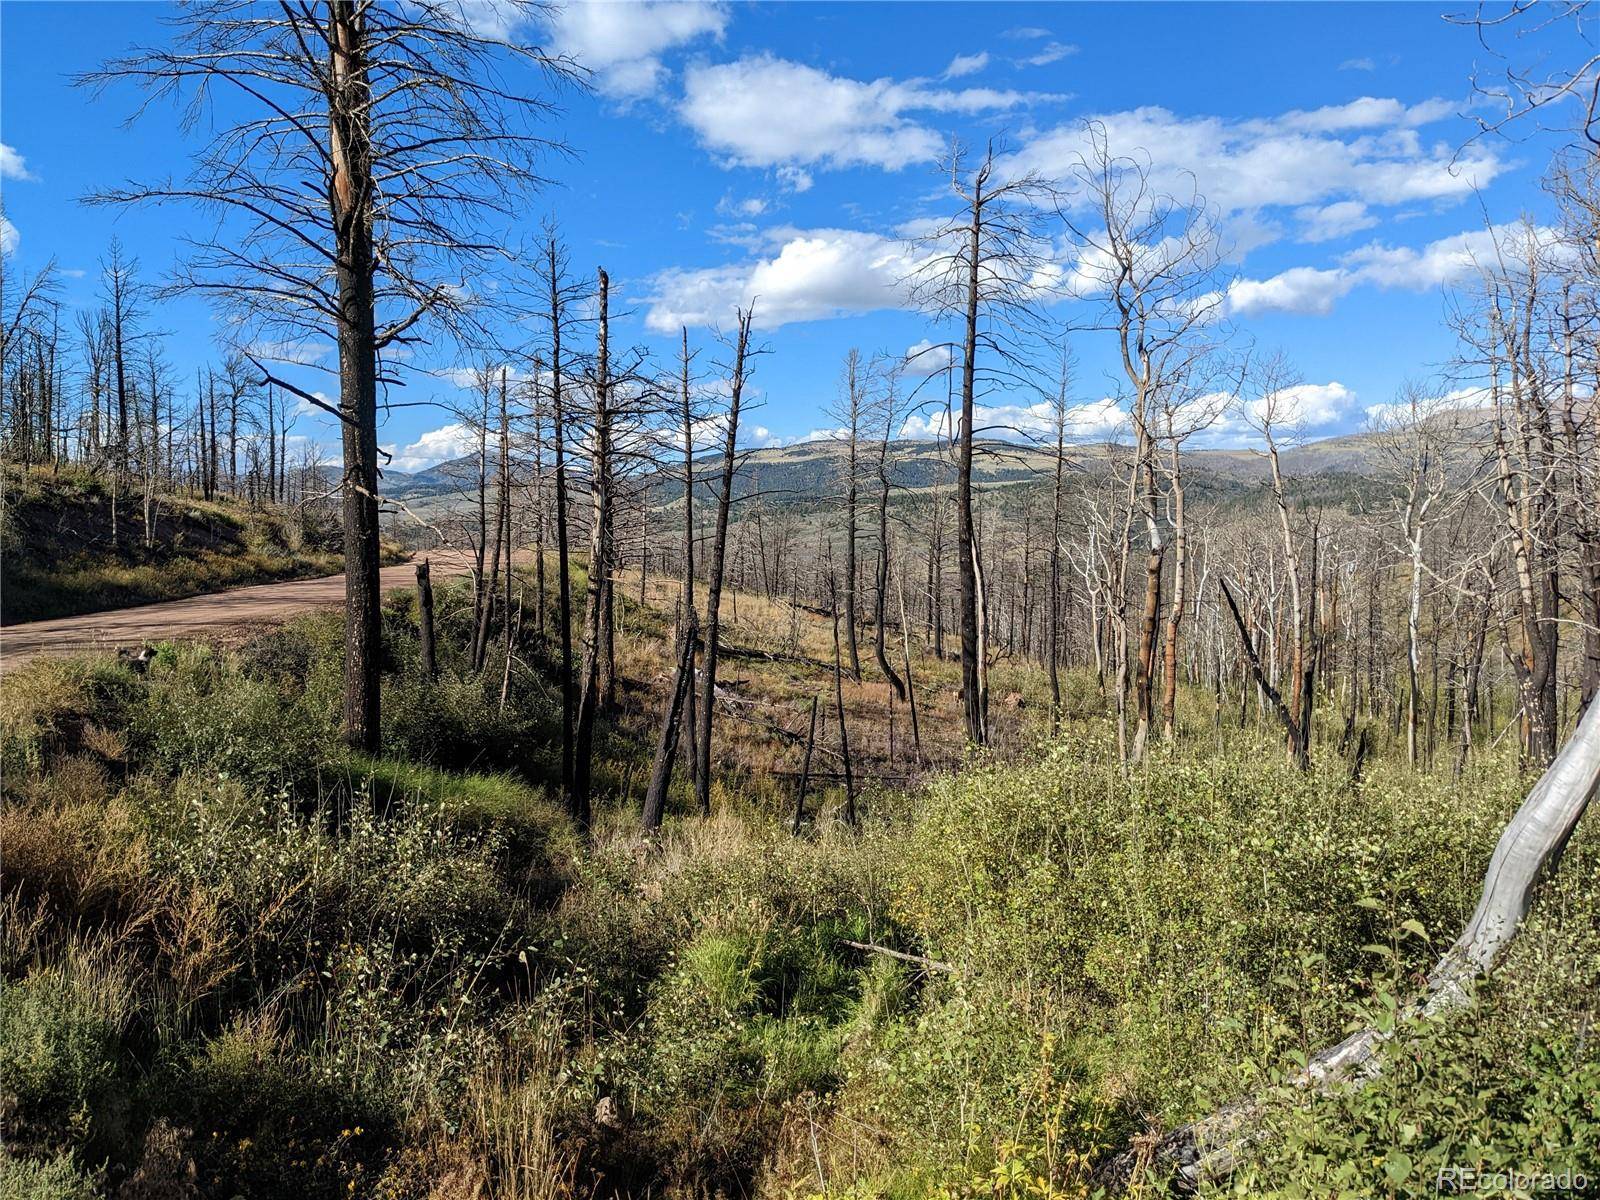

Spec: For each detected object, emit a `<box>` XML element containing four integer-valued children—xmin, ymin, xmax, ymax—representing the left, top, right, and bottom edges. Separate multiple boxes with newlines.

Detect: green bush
<box><xmin>0</xmin><ymin>657</ymin><xmax>140</xmax><ymax>777</ymax></box>
<box><xmin>0</xmin><ymin>1151</ymin><xmax>99</xmax><ymax>1200</ymax></box>
<box><xmin>0</xmin><ymin>957</ymin><xmax>131</xmax><ymax>1152</ymax></box>
<box><xmin>171</xmin><ymin>1019</ymin><xmax>397</xmax><ymax>1200</ymax></box>
<box><xmin>1219</xmin><ymin>835</ymin><xmax>1600</xmax><ymax>1199</ymax></box>
<box><xmin>129</xmin><ymin>644</ymin><xmax>331</xmax><ymax>791</ymax></box>
<box><xmin>1</xmin><ymin>589</ymin><xmax>1586</xmax><ymax>1200</ymax></box>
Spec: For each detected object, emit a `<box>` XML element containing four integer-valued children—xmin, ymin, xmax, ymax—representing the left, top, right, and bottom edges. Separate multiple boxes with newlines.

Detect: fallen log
<box><xmin>839</xmin><ymin>939</ymin><xmax>957</xmax><ymax>975</ymax></box>
<box><xmin>720</xmin><ymin>642</ymin><xmax>834</xmax><ymax>672</ymax></box>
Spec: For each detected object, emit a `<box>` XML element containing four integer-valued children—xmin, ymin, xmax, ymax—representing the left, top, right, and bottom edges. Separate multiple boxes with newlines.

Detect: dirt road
<box><xmin>1</xmin><ymin>553</ymin><xmax>473</xmax><ymax>671</ymax></box>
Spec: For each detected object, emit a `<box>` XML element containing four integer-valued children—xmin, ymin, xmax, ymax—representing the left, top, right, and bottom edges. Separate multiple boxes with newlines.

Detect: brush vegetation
<box><xmin>1</xmin><ymin>573</ymin><xmax>1595</xmax><ymax>1199</ymax></box>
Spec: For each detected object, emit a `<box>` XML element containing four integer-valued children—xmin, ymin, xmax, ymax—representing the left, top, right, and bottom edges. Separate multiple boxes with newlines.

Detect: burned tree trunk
<box><xmin>829</xmin><ymin>571</ymin><xmax>857</xmax><ymax>826</ymax></box>
<box><xmin>1221</xmin><ymin>577</ymin><xmax>1308</xmax><ymax>770</ymax></box>
<box><xmin>842</xmin><ymin>351</ymin><xmax>864</xmax><ymax>680</ymax></box>
<box><xmin>472</xmin><ymin>369</ymin><xmax>510</xmax><ymax>673</ymax></box>
<box><xmin>872</xmin><ymin>398</ymin><xmax>906</xmax><ymax>702</ymax></box>
<box><xmin>692</xmin><ymin>306</ymin><xmax>754</xmax><ymax>816</ymax></box>
<box><xmin>572</xmin><ymin>269</ymin><xmax>615</xmax><ymax>830</ymax></box>
<box><xmin>329</xmin><ymin>1</ymin><xmax>383</xmax><ymax>754</ymax></box>
<box><xmin>680</xmin><ymin>327</ymin><xmax>700</xmax><ymax>790</ymax></box>
<box><xmin>792</xmin><ymin>694</ymin><xmax>820</xmax><ymax>834</ymax></box>
<box><xmin>416</xmin><ymin>558</ymin><xmax>437</xmax><ymax>679</ymax></box>
<box><xmin>546</xmin><ymin>235</ymin><xmax>577</xmax><ymax>812</ymax></box>
<box><xmin>641</xmin><ymin>612</ymin><xmax>697</xmax><ymax>832</ymax></box>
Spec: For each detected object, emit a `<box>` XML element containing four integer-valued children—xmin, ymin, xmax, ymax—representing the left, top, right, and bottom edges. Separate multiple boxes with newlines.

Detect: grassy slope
<box><xmin>1</xmin><ymin>466</ymin><xmax>398</xmax><ymax>624</ymax></box>
<box><xmin>0</xmin><ymin>567</ymin><xmax>1594</xmax><ymax>1200</ymax></box>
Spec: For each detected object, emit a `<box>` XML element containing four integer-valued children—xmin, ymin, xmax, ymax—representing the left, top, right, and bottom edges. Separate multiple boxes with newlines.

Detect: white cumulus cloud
<box><xmin>386</xmin><ymin>422</ymin><xmax>480</xmax><ymax>473</ymax></box>
<box><xmin>902</xmin><ymin>339</ymin><xmax>953</xmax><ymax>377</ymax></box>
<box><xmin>1227</xmin><ymin>266</ymin><xmax>1355</xmax><ymax>317</ymax></box>
<box><xmin>1226</xmin><ymin>222</ymin><xmax>1558</xmax><ymax>318</ymax></box>
<box><xmin>548</xmin><ymin>1</ymin><xmax>727</xmax><ymax>97</ymax></box>
<box><xmin>1</xmin><ymin>143</ymin><xmax>36</xmax><ymax>182</ymax></box>
<box><xmin>899</xmin><ymin>395</ymin><xmax>1128</xmax><ymax>443</ymax></box>
<box><xmin>645</xmin><ymin>227</ymin><xmax>923</xmax><ymax>331</ymax></box>
<box><xmin>1006</xmin><ymin>99</ymin><xmax>1498</xmax><ymax>217</ymax></box>
<box><xmin>1295</xmin><ymin>200</ymin><xmax>1378</xmax><ymax>243</ymax></box>
<box><xmin>680</xmin><ymin>54</ymin><xmax>1055</xmax><ymax>172</ymax></box>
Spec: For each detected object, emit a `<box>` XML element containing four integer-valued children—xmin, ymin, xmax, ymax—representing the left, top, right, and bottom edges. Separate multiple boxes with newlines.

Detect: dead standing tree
<box><xmin>1044</xmin><ymin>346</ymin><xmax>1074</xmax><ymax>731</ymax></box>
<box><xmin>1459</xmin><ymin>242</ymin><xmax>1566</xmax><ymax>765</ymax></box>
<box><xmin>693</xmin><ymin>305</ymin><xmax>757</xmax><ymax>816</ymax></box>
<box><xmin>84</xmin><ymin>0</ymin><xmax>578</xmax><ymax>752</ymax></box>
<box><xmin>1057</xmin><ymin>122</ymin><xmax>1228</xmax><ymax>761</ymax></box>
<box><xmin>572</xmin><ymin>268</ymin><xmax>615</xmax><ymax>829</ymax></box>
<box><xmin>1368</xmin><ymin>380</ymin><xmax>1456</xmax><ymax>766</ymax></box>
<box><xmin>1157</xmin><ymin>359</ymin><xmax>1229</xmax><ymax>743</ymax></box>
<box><xmin>869</xmin><ymin>358</ymin><xmax>907</xmax><ymax>704</ymax></box>
<box><xmin>677</xmin><ymin>327</ymin><xmax>702</xmax><ymax>790</ymax></box>
<box><xmin>639</xmin><ymin>326</ymin><xmax>705</xmax><ymax>829</ymax></box>
<box><xmin>523</xmin><ymin>226</ymin><xmax>583</xmax><ymax>809</ymax></box>
<box><xmin>911</xmin><ymin>140</ymin><xmax>1052</xmax><ymax>747</ymax></box>
<box><xmin>827</xmin><ymin>349</ymin><xmax>866</xmax><ymax>679</ymax></box>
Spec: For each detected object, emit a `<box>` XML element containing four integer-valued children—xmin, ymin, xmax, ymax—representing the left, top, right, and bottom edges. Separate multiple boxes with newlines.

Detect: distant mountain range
<box><xmin>375</xmin><ymin>416</ymin><xmax>1489</xmax><ymax>531</ymax></box>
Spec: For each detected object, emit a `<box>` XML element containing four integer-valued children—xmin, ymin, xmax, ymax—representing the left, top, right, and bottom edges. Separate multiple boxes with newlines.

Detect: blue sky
<box><xmin>0</xmin><ymin>1</ymin><xmax>1576</xmax><ymax>470</ymax></box>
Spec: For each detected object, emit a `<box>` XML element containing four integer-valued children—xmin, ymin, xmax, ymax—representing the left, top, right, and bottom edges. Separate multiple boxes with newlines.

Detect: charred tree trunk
<box><xmin>829</xmin><ymin>571</ymin><xmax>857</xmax><ymax>826</ymax></box>
<box><xmin>693</xmin><ymin>307</ymin><xmax>754</xmax><ymax>815</ymax></box>
<box><xmin>957</xmin><ymin>175</ymin><xmax>986</xmax><ymax>746</ymax></box>
<box><xmin>641</xmin><ymin>612</ymin><xmax>697</xmax><ymax>832</ymax></box>
<box><xmin>547</xmin><ymin>237</ymin><xmax>576</xmax><ymax>812</ymax></box>
<box><xmin>416</xmin><ymin>558</ymin><xmax>437</xmax><ymax>679</ymax></box>
<box><xmin>329</xmin><ymin>0</ymin><xmax>383</xmax><ymax>753</ymax></box>
<box><xmin>679</xmin><ymin>327</ymin><xmax>701</xmax><ymax>790</ymax></box>
<box><xmin>1222</xmin><ymin>577</ymin><xmax>1308</xmax><ymax>770</ymax></box>
<box><xmin>473</xmin><ymin>370</ymin><xmax>510</xmax><ymax>672</ymax></box>
<box><xmin>572</xmin><ymin>268</ymin><xmax>615</xmax><ymax>829</ymax></box>
<box><xmin>873</xmin><ymin>416</ymin><xmax>906</xmax><ymax>702</ymax></box>
<box><xmin>792</xmin><ymin>694</ymin><xmax>819</xmax><ymax>834</ymax></box>
<box><xmin>843</xmin><ymin>354</ymin><xmax>863</xmax><ymax>680</ymax></box>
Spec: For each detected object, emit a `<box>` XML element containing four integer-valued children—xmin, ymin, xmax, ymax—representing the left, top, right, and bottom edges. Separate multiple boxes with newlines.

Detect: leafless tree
<box><xmin>693</xmin><ymin>306</ymin><xmax>756</xmax><ymax>815</ymax></box>
<box><xmin>1056</xmin><ymin>122</ymin><xmax>1229</xmax><ymax>759</ymax></box>
<box><xmin>1369</xmin><ymin>380</ymin><xmax>1458</xmax><ymax>764</ymax></box>
<box><xmin>911</xmin><ymin>140</ymin><xmax>1053</xmax><ymax>746</ymax></box>
<box><xmin>83</xmin><ymin>0</ymin><xmax>579</xmax><ymax>751</ymax></box>
<box><xmin>827</xmin><ymin>349</ymin><xmax>866</xmax><ymax>679</ymax></box>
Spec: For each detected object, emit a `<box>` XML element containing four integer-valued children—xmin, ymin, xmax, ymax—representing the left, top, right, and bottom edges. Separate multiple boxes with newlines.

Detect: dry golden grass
<box><xmin>609</xmin><ymin>564</ymin><xmax>1037</xmax><ymax>822</ymax></box>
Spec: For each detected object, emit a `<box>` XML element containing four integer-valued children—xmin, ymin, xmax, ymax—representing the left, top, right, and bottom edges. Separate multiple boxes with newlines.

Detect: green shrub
<box><xmin>172</xmin><ymin>1018</ymin><xmax>397</xmax><ymax>1200</ymax></box>
<box><xmin>0</xmin><ymin>1151</ymin><xmax>99</xmax><ymax>1200</ymax></box>
<box><xmin>1218</xmin><ymin>832</ymin><xmax>1600</xmax><ymax>1198</ymax></box>
<box><xmin>129</xmin><ymin>644</ymin><xmax>331</xmax><ymax>791</ymax></box>
<box><xmin>0</xmin><ymin>657</ymin><xmax>139</xmax><ymax>777</ymax></box>
<box><xmin>0</xmin><ymin>955</ymin><xmax>131</xmax><ymax>1152</ymax></box>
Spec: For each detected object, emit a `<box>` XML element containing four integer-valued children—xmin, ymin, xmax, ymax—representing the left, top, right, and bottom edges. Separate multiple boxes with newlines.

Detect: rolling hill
<box><xmin>376</xmin><ymin>420</ymin><xmax>1450</xmax><ymax>536</ymax></box>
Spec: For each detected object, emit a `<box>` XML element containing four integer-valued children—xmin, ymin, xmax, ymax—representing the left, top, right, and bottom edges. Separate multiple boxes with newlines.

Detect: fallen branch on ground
<box><xmin>839</xmin><ymin>939</ymin><xmax>957</xmax><ymax>975</ymax></box>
